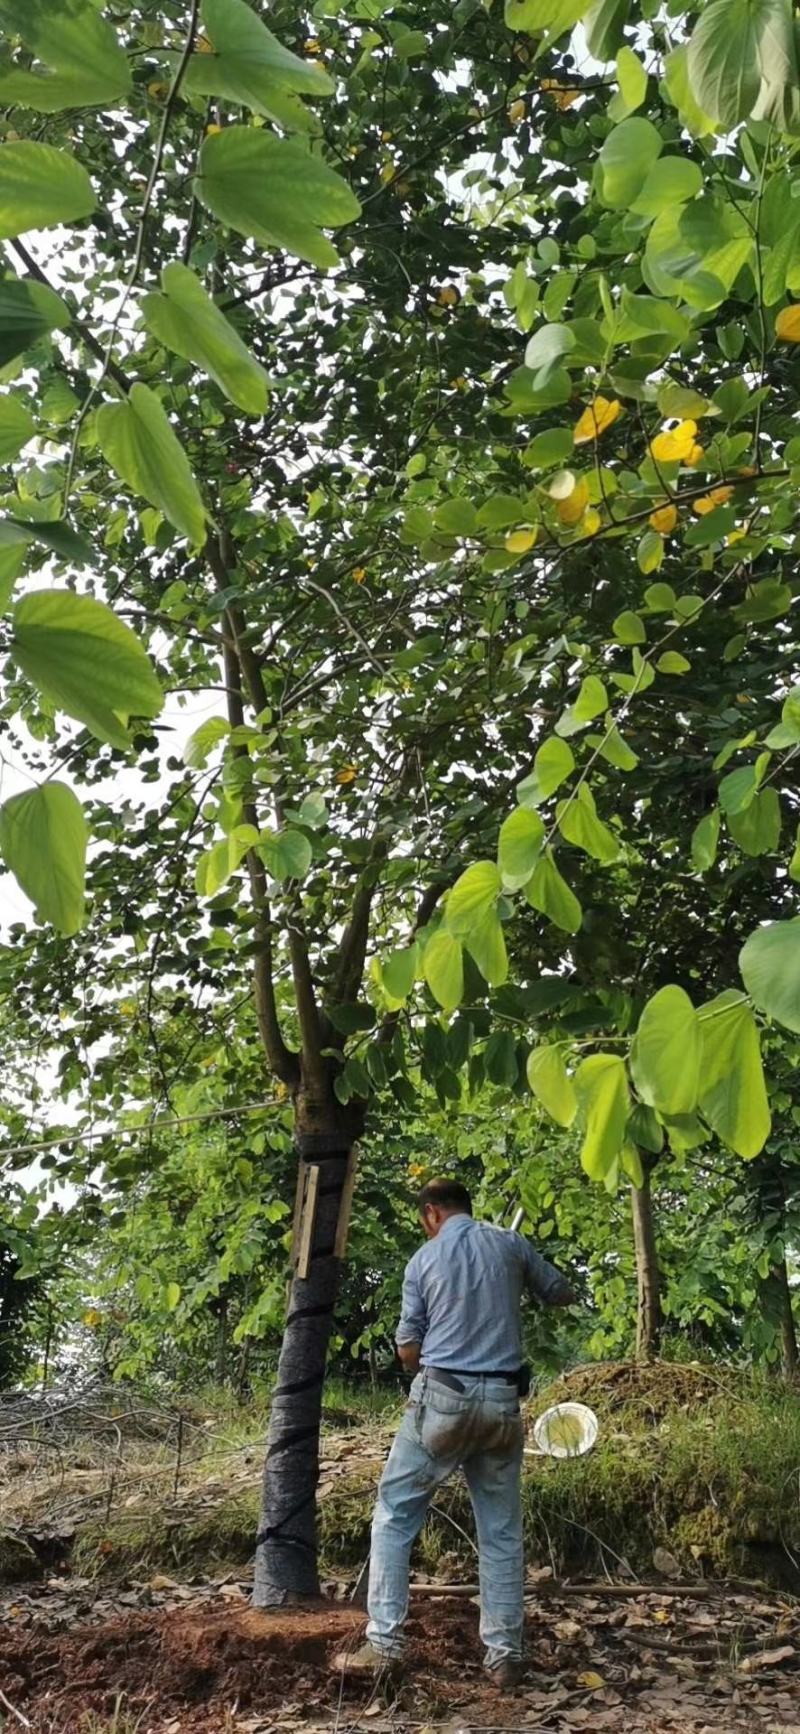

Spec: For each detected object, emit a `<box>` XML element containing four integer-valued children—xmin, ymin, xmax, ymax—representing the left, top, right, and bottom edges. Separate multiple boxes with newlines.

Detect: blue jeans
<box><xmin>366</xmin><ymin>1369</ymin><xmax>524</xmax><ymax>1667</ymax></box>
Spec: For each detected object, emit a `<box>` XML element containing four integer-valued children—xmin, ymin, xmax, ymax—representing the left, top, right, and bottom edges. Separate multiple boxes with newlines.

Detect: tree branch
<box><xmin>6</xmin><ymin>239</ymin><xmax>133</xmax><ymax>396</ymax></box>
<box><xmin>221</xmin><ymin>602</ymin><xmax>298</xmax><ymax>1088</ymax></box>
<box><xmin>329</xmin><ymin>837</ymin><xmax>389</xmax><ymax>1009</ymax></box>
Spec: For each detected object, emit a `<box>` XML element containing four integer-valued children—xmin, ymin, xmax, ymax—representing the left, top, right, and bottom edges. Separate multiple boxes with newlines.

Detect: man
<box><xmin>339</xmin><ymin>1177</ymin><xmax>575</xmax><ymax>1689</ymax></box>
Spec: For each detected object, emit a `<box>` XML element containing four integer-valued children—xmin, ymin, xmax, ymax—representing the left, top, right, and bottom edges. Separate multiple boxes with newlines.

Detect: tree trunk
<box><xmin>770</xmin><ymin>1258</ymin><xmax>799</xmax><ymax>1378</ymax></box>
<box><xmin>252</xmin><ymin>1125</ymin><xmax>353</xmax><ymax>1606</ymax></box>
<box><xmin>214</xmin><ymin>1294</ymin><xmax>228</xmax><ymax>1388</ymax></box>
<box><xmin>630</xmin><ymin>1170</ymin><xmax>661</xmax><ymax>1360</ymax></box>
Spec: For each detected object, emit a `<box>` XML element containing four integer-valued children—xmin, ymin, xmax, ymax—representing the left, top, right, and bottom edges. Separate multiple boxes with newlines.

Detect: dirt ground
<box><xmin>1</xmin><ymin>1580</ymin><xmax>799</xmax><ymax>1733</ymax></box>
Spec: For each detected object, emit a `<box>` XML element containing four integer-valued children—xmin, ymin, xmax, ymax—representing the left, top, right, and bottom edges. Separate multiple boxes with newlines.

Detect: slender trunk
<box><xmin>214</xmin><ymin>1294</ymin><xmax>228</xmax><ymax>1388</ymax></box>
<box><xmin>252</xmin><ymin>1124</ymin><xmax>353</xmax><ymax>1606</ymax></box>
<box><xmin>770</xmin><ymin>1258</ymin><xmax>799</xmax><ymax>1378</ymax></box>
<box><xmin>630</xmin><ymin>1170</ymin><xmax>661</xmax><ymax>1360</ymax></box>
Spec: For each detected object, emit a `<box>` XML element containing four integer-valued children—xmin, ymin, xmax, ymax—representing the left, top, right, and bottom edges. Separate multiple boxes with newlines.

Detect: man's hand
<box><xmin>397</xmin><ymin>1341</ymin><xmax>421</xmax><ymax>1376</ymax></box>
<box><xmin>549</xmin><ymin>1277</ymin><xmax>578</xmax><ymax>1307</ymax></box>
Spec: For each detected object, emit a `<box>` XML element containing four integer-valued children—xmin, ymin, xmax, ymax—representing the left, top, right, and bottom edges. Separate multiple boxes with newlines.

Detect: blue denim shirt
<box><xmin>396</xmin><ymin>1213</ymin><xmax>571</xmax><ymax>1372</ymax></box>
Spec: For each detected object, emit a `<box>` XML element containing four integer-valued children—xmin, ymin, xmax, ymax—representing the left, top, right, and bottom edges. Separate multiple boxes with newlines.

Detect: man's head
<box><xmin>416</xmin><ymin>1177</ymin><xmax>472</xmax><ymax>1240</ymax></box>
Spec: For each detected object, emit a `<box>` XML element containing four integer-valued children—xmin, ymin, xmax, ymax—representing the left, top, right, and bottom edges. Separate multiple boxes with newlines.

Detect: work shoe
<box><xmin>488</xmin><ymin>1655</ymin><xmax>524</xmax><ymax>1691</ymax></box>
<box><xmin>334</xmin><ymin>1640</ymin><xmax>402</xmax><ymax>1679</ymax></box>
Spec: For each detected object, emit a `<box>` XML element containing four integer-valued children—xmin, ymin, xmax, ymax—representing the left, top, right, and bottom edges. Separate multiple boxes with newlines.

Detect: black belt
<box><xmin>427</xmin><ymin>1366</ymin><xmax>519</xmax><ymax>1391</ymax></box>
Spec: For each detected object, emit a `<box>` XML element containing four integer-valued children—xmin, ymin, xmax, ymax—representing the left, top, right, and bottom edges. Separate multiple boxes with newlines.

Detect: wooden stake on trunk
<box><xmin>296</xmin><ymin>1163</ymin><xmax>320</xmax><ymax>1280</ymax></box>
<box><xmin>334</xmin><ymin>1145</ymin><xmax>359</xmax><ymax>1258</ymax></box>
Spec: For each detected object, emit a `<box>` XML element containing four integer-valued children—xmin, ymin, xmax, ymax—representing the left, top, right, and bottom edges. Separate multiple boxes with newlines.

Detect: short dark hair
<box><xmin>417</xmin><ymin>1178</ymin><xmax>472</xmax><ymax>1216</ymax></box>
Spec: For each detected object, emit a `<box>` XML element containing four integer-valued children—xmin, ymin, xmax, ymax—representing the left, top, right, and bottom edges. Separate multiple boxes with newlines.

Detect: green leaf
<box><xmin>556</xmin><ymin>784</ymin><xmax>621</xmax><ymax>864</ymax></box>
<box><xmin>12</xmin><ymin>589</ymin><xmax>163</xmax><ymax>749</ymax></box>
<box><xmin>258</xmin><ymin>828</ymin><xmax>313</xmax><ymax>882</ymax></box>
<box><xmin>434</xmin><ymin>497</ymin><xmax>478</xmax><ymax>536</ymax></box>
<box><xmin>719</xmin><ymin>763</ymin><xmax>760</xmax><ymax>816</ymax></box>
<box><xmin>525</xmin><ymin>849</ymin><xmax>582</xmax><ymax>933</ymax></box>
<box><xmin>184</xmin><ymin>0</ymin><xmax>333</xmax><ymax>131</ymax></box>
<box><xmin>517</xmin><ymin>735</ymin><xmax>575</xmax><ymax>805</ymax></box>
<box><xmin>184</xmin><ymin>716</ymin><xmax>230</xmax><ymax>768</ymax></box>
<box><xmin>686</xmin><ymin>0</ymin><xmax>762</xmax><ymax>128</ymax></box>
<box><xmin>588</xmin><ymin>721</ymin><xmax>638</xmax><ymax>771</ymax></box>
<box><xmin>527</xmin><ymin>1045</ymin><xmax>577</xmax><ymax>1127</ymax></box>
<box><xmin>423</xmin><ymin>930</ymin><xmax>464</xmax><ymax>1013</ymax></box>
<box><xmin>0</xmin><ymin>277</ymin><xmax>70</xmax><ymax>367</ymax></box>
<box><xmin>504</xmin><ymin>0</ymin><xmax>587</xmax><ymax>36</ymax></box>
<box><xmin>524</xmin><ymin>427</ymin><xmax>574</xmax><ymax>469</ymax></box>
<box><xmin>0</xmin><ymin>516</ymin><xmax>92</xmax><ymax>567</ymax></box>
<box><xmin>446</xmin><ymin>860</ymin><xmax>501</xmax><ymax>936</ymax></box>
<box><xmin>464</xmin><ymin>908</ymin><xmax>508</xmax><ymax>987</ymax></box>
<box><xmin>740</xmin><ymin>919</ymin><xmax>800</xmax><ymax>1033</ymax></box>
<box><xmin>0</xmin><ymin>0</ymin><xmax>131</xmax><ymax>110</ymax></box>
<box><xmin>613</xmin><ymin>610</ymin><xmax>646</xmax><ymax>645</ymax></box>
<box><xmin>498</xmin><ymin>807</ymin><xmax>545</xmax><ymax>889</ymax></box>
<box><xmin>691</xmin><ymin>808</ymin><xmax>720</xmax><ymax>872</ymax></box>
<box><xmin>556</xmin><ymin>674</ymin><xmax>607</xmax><ymax>736</ymax></box>
<box><xmin>574</xmin><ymin>1053</ymin><xmax>629</xmax><ymax>1181</ymax></box>
<box><xmin>628</xmin><ymin>1102</ymin><xmax>663</xmax><ymax>1155</ymax></box>
<box><xmin>585</xmin><ymin>0</ymin><xmax>629</xmax><ymax>60</ymax></box>
<box><xmin>616</xmin><ymin>45</ymin><xmax>648</xmax><ymax>111</ymax></box>
<box><xmin>656</xmin><ymin>384</ymin><xmax>712</xmax><ymax>420</ymax></box>
<box><xmin>524</xmin><ymin>322</ymin><xmax>576</xmax><ymax>383</ymax></box>
<box><xmin>656</xmin><ymin>652</ymin><xmax>690</xmax><ymax>674</ymax></box>
<box><xmin>0</xmin><ymin>782</ymin><xmax>86</xmax><ymax>936</ymax></box>
<box><xmin>0</xmin><ymin>395</ymin><xmax>34</xmax><ymax>462</ymax></box>
<box><xmin>40</xmin><ymin>377</ymin><xmax>80</xmax><ymax>425</ymax></box>
<box><xmin>663</xmin><ymin>44</ymin><xmax>717</xmax><ymax>137</ymax></box>
<box><xmin>196</xmin><ymin>825</ymin><xmax>258</xmax><ymax>896</ymax></box>
<box><xmin>631</xmin><ymin>158</ymin><xmax>703</xmax><ymax>219</ymax></box>
<box><xmin>165</xmin><ymin>1281</ymin><xmax>181</xmax><ymax>1312</ymax></box>
<box><xmin>0</xmin><ymin>141</ymin><xmax>95</xmax><ymax>239</ymax></box>
<box><xmin>630</xmin><ymin>984</ymin><xmax>700</xmax><ymax>1115</ymax></box>
<box><xmin>728</xmin><ymin>788</ymin><xmax>781</xmax><ymax>856</ymax></box>
<box><xmin>636</xmin><ymin>532</ymin><xmax>663</xmax><ymax>575</ymax></box>
<box><xmin>621</xmin><ymin>1143</ymin><xmax>645</xmax><ymax>1187</ymax></box>
<box><xmin>381</xmin><ymin>944</ymin><xmax>418</xmax><ymax>1001</ymax></box>
<box><xmin>644</xmin><ymin>582</ymin><xmax>677</xmax><ymax>612</ymax></box>
<box><xmin>96</xmin><ymin>384</ymin><xmax>207</xmax><ymax>546</ymax></box>
<box><xmin>595</xmin><ymin>118</ymin><xmax>662</xmax><ymax>210</ymax></box>
<box><xmin>196</xmin><ymin>127</ymin><xmax>360</xmax><ymax>271</ymax></box>
<box><xmin>698</xmin><ymin>991</ymin><xmax>770</xmax><ymax>1158</ymax></box>
<box><xmin>790</xmin><ymin>824</ymin><xmax>800</xmax><ymax>883</ymax></box>
<box><xmin>141</xmin><ymin>263</ymin><xmax>269</xmax><ymax>416</ymax></box>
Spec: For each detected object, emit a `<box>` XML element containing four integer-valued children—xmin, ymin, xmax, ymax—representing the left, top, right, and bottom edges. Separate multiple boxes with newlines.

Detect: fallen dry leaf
<box><xmin>739</xmin><ymin>1645</ymin><xmax>796</xmax><ymax>1673</ymax></box>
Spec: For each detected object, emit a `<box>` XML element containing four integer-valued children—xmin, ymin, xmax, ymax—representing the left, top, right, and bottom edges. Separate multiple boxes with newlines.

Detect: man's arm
<box><xmin>518</xmin><ymin>1236</ymin><xmax>577</xmax><ymax>1307</ymax></box>
<box><xmin>395</xmin><ymin>1256</ymin><xmax>427</xmax><ymax>1373</ymax></box>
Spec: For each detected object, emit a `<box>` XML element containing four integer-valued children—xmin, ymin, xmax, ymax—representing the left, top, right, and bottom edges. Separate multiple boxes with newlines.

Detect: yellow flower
<box><xmin>381</xmin><ymin>130</ymin><xmax>393</xmax><ymax>142</ymax></box>
<box><xmin>582</xmin><ymin>508</ymin><xmax>602</xmax><ymax>534</ymax></box>
<box><xmin>649</xmin><ymin>503</ymin><xmax>678</xmax><ymax>534</ymax></box>
<box><xmin>573</xmin><ymin>396</ymin><xmax>622</xmax><ymax>444</ymax></box>
<box><xmin>557</xmin><ymin>476</ymin><xmax>589</xmax><ymax>526</ymax></box>
<box><xmin>692</xmin><ymin>485</ymin><xmax>734</xmax><ymax>516</ymax></box>
<box><xmin>650</xmin><ymin>420</ymin><xmax>697</xmax><ymax>463</ymax></box>
<box><xmin>352</xmin><ymin>567</ymin><xmax>367</xmax><ymax>583</ymax></box>
<box><xmin>508</xmin><ymin>99</ymin><xmax>526</xmax><ymax>124</ymax></box>
<box><xmin>380</xmin><ymin>163</ymin><xmax>395</xmax><ymax>183</ymax></box>
<box><xmin>148</xmin><ymin>80</ymin><xmax>170</xmax><ymax>99</ymax></box>
<box><xmin>336</xmin><ymin>765</ymin><xmax>358</xmax><ymax>785</ymax></box>
<box><xmin>726</xmin><ymin>527</ymin><xmax>747</xmax><ymax>545</ymax></box>
<box><xmin>776</xmin><ymin>304</ymin><xmax>800</xmax><ymax>342</ymax></box>
<box><xmin>686</xmin><ymin>442</ymin><xmax>704</xmax><ymax>466</ymax></box>
<box><xmin>450</xmin><ymin>376</ymin><xmax>468</xmax><ymax>390</ymax></box>
<box><xmin>505</xmin><ymin>527</ymin><xmax>537</xmax><ymax>554</ymax></box>
<box><xmin>205</xmin><ymin>122</ymin><xmax>223</xmax><ymax>135</ymax></box>
<box><xmin>437</xmin><ymin>285</ymin><xmax>460</xmax><ymax>307</ymax></box>
<box><xmin>304</xmin><ymin>37</ymin><xmax>321</xmax><ymax>51</ymax></box>
<box><xmin>83</xmin><ymin>1309</ymin><xmax>102</xmax><ymax>1329</ymax></box>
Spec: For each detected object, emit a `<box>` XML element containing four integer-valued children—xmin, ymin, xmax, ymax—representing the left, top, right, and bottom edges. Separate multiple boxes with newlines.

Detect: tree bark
<box><xmin>252</xmin><ymin>1116</ymin><xmax>356</xmax><ymax>1606</ymax></box>
<box><xmin>770</xmin><ymin>1257</ymin><xmax>799</xmax><ymax>1378</ymax></box>
<box><xmin>630</xmin><ymin>1169</ymin><xmax>662</xmax><ymax>1360</ymax></box>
